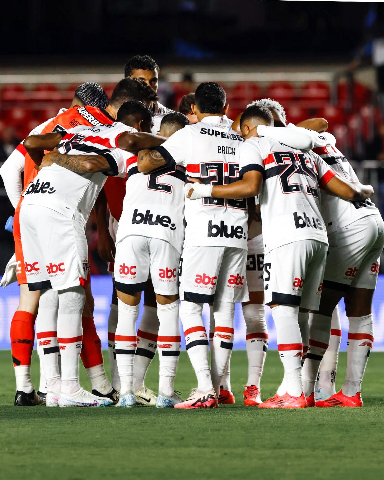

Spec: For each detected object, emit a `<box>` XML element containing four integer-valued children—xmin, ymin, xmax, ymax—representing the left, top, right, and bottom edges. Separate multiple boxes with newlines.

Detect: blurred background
<box><xmin>1</xmin><ymin>0</ymin><xmax>384</xmax><ymax>349</ymax></box>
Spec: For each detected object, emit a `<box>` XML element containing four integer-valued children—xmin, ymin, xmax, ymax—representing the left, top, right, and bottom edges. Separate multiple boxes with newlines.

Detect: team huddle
<box><xmin>1</xmin><ymin>55</ymin><xmax>383</xmax><ymax>409</ymax></box>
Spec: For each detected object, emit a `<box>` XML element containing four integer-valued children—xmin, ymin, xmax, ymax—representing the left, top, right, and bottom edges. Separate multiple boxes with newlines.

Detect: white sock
<box><xmin>57</xmin><ymin>287</ymin><xmax>85</xmax><ymax>395</ymax></box>
<box><xmin>180</xmin><ymin>301</ymin><xmax>212</xmax><ymax>393</ymax></box>
<box><xmin>243</xmin><ymin>303</ymin><xmax>268</xmax><ymax>388</ymax></box>
<box><xmin>15</xmin><ymin>366</ymin><xmax>33</xmax><ymax>393</ymax></box>
<box><xmin>116</xmin><ymin>300</ymin><xmax>139</xmax><ymax>395</ymax></box>
<box><xmin>36</xmin><ymin>289</ymin><xmax>60</xmax><ymax>392</ymax></box>
<box><xmin>302</xmin><ymin>313</ymin><xmax>331</xmax><ymax>397</ymax></box>
<box><xmin>298</xmin><ymin>311</ymin><xmax>309</xmax><ymax>363</ymax></box>
<box><xmin>273</xmin><ymin>305</ymin><xmax>303</xmax><ymax>397</ymax></box>
<box><xmin>86</xmin><ymin>364</ymin><xmax>113</xmax><ymax>394</ymax></box>
<box><xmin>343</xmin><ymin>314</ymin><xmax>374</xmax><ymax>396</ymax></box>
<box><xmin>107</xmin><ymin>303</ymin><xmax>119</xmax><ymax>390</ymax></box>
<box><xmin>133</xmin><ymin>305</ymin><xmax>159</xmax><ymax>391</ymax></box>
<box><xmin>209</xmin><ymin>305</ymin><xmax>231</xmax><ymax>391</ymax></box>
<box><xmin>317</xmin><ymin>306</ymin><xmax>341</xmax><ymax>395</ymax></box>
<box><xmin>211</xmin><ymin>301</ymin><xmax>235</xmax><ymax>397</ymax></box>
<box><xmin>157</xmin><ymin>301</ymin><xmax>180</xmax><ymax>397</ymax></box>
<box><xmin>36</xmin><ymin>338</ymin><xmax>47</xmax><ymax>394</ymax></box>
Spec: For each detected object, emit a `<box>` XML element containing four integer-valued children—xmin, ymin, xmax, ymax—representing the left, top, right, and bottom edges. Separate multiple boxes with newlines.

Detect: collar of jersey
<box><xmin>200</xmin><ymin>115</ymin><xmax>226</xmax><ymax>125</ymax></box>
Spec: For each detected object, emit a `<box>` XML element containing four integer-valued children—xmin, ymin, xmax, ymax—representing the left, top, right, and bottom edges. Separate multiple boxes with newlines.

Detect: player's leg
<box><xmin>133</xmin><ymin>278</ymin><xmax>159</xmax><ymax>405</ymax></box>
<box><xmin>175</xmin><ymin>246</ymin><xmax>222</xmax><ymax>409</ymax></box>
<box><xmin>242</xmin><ymin>235</ymin><xmax>267</xmax><ymax>406</ymax></box>
<box><xmin>210</xmin><ymin>247</ymin><xmax>248</xmax><ymax>401</ymax></box>
<box><xmin>260</xmin><ymin>240</ymin><xmax>327</xmax><ymax>409</ymax></box>
<box><xmin>315</xmin><ymin>306</ymin><xmax>341</xmax><ymax>401</ymax></box>
<box><xmin>81</xmin><ymin>281</ymin><xmax>117</xmax><ymax>403</ymax></box>
<box><xmin>114</xmin><ymin>235</ymin><xmax>150</xmax><ymax>407</ymax></box>
<box><xmin>149</xmin><ymin>238</ymin><xmax>181</xmax><ymax>408</ymax></box>
<box><xmin>107</xmin><ymin>284</ymin><xmax>119</xmax><ymax>390</ymax></box>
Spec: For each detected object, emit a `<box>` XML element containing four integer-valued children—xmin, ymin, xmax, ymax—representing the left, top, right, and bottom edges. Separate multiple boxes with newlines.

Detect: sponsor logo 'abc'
<box><xmin>119</xmin><ymin>264</ymin><xmax>136</xmax><ymax>276</ymax></box>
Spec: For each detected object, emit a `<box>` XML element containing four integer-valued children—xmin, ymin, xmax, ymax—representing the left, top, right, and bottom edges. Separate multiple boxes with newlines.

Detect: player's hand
<box><xmin>184</xmin><ymin>182</ymin><xmax>213</xmax><ymax>200</ymax></box>
<box><xmin>0</xmin><ymin>253</ymin><xmax>18</xmax><ymax>288</ymax></box>
<box><xmin>244</xmin><ymin>126</ymin><xmax>259</xmax><ymax>139</ymax></box>
<box><xmin>97</xmin><ymin>231</ymin><xmax>116</xmax><ymax>263</ymax></box>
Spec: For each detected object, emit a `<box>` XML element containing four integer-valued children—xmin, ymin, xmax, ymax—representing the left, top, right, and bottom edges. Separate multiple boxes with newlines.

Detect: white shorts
<box><xmin>108</xmin><ymin>215</ymin><xmax>119</xmax><ymax>274</ymax></box>
<box><xmin>324</xmin><ymin>214</ymin><xmax>384</xmax><ymax>291</ymax></box>
<box><xmin>114</xmin><ymin>235</ymin><xmax>180</xmax><ymax>296</ymax></box>
<box><xmin>264</xmin><ymin>239</ymin><xmax>327</xmax><ymax>310</ymax></box>
<box><xmin>246</xmin><ymin>234</ymin><xmax>264</xmax><ymax>293</ymax></box>
<box><xmin>180</xmin><ymin>246</ymin><xmax>249</xmax><ymax>303</ymax></box>
<box><xmin>19</xmin><ymin>204</ymin><xmax>89</xmax><ymax>291</ymax></box>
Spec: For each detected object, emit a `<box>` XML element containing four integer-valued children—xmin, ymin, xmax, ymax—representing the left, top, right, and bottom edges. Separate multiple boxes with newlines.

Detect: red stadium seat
<box><xmin>317</xmin><ymin>104</ymin><xmax>345</xmax><ymax>128</ymax></box>
<box><xmin>4</xmin><ymin>107</ymin><xmax>33</xmax><ymax>126</ymax></box>
<box><xmin>0</xmin><ymin>84</ymin><xmax>25</xmax><ymax>102</ymax></box>
<box><xmin>300</xmin><ymin>82</ymin><xmax>330</xmax><ymax>103</ymax></box>
<box><xmin>266</xmin><ymin>82</ymin><xmax>295</xmax><ymax>102</ymax></box>
<box><xmin>286</xmin><ymin>106</ymin><xmax>309</xmax><ymax>125</ymax></box>
<box><xmin>337</xmin><ymin>81</ymin><xmax>372</xmax><ymax>108</ymax></box>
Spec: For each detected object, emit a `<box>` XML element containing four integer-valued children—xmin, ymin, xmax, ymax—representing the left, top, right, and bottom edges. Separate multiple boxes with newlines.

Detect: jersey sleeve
<box><xmin>153</xmin><ymin>127</ymin><xmax>191</xmax><ymax>168</ymax></box>
<box><xmin>257</xmin><ymin>124</ymin><xmax>315</xmax><ymax>150</ymax></box>
<box><xmin>314</xmin><ymin>154</ymin><xmax>337</xmax><ymax>188</ymax></box>
<box><xmin>239</xmin><ymin>140</ymin><xmax>265</xmax><ymax>177</ymax></box>
<box><xmin>101</xmin><ymin>148</ymin><xmax>132</xmax><ymax>177</ymax></box>
<box><xmin>0</xmin><ymin>143</ymin><xmax>26</xmax><ymax>208</ymax></box>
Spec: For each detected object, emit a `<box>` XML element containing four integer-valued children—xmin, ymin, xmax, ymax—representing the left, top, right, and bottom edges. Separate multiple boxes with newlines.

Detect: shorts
<box><xmin>264</xmin><ymin>239</ymin><xmax>327</xmax><ymax>310</ymax></box>
<box><xmin>324</xmin><ymin>214</ymin><xmax>384</xmax><ymax>291</ymax></box>
<box><xmin>19</xmin><ymin>204</ymin><xmax>89</xmax><ymax>291</ymax></box>
<box><xmin>13</xmin><ymin>205</ymin><xmax>27</xmax><ymax>285</ymax></box>
<box><xmin>114</xmin><ymin>235</ymin><xmax>180</xmax><ymax>296</ymax></box>
<box><xmin>180</xmin><ymin>245</ymin><xmax>249</xmax><ymax>304</ymax></box>
<box><xmin>108</xmin><ymin>214</ymin><xmax>119</xmax><ymax>274</ymax></box>
<box><xmin>246</xmin><ymin>234</ymin><xmax>264</xmax><ymax>293</ymax></box>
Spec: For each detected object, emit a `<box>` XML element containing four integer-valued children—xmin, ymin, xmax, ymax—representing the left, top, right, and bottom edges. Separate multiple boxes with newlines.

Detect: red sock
<box><xmin>10</xmin><ymin>311</ymin><xmax>36</xmax><ymax>366</ymax></box>
<box><xmin>80</xmin><ymin>316</ymin><xmax>103</xmax><ymax>368</ymax></box>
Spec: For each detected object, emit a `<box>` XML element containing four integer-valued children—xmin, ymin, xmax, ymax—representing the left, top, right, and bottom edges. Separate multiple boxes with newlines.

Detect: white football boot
<box><xmin>116</xmin><ymin>392</ymin><xmax>136</xmax><ymax>407</ymax></box>
<box><xmin>134</xmin><ymin>386</ymin><xmax>157</xmax><ymax>406</ymax></box>
<box><xmin>59</xmin><ymin>388</ymin><xmax>113</xmax><ymax>407</ymax></box>
<box><xmin>156</xmin><ymin>391</ymin><xmax>184</xmax><ymax>408</ymax></box>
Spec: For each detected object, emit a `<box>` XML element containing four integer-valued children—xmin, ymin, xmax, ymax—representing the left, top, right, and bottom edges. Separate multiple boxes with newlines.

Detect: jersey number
<box><xmin>273</xmin><ymin>152</ymin><xmax>318</xmax><ymax>197</ymax></box>
<box><xmin>199</xmin><ymin>162</ymin><xmax>246</xmax><ymax>209</ymax></box>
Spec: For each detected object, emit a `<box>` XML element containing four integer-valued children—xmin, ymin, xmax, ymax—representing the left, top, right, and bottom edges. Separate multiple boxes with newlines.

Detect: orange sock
<box><xmin>80</xmin><ymin>316</ymin><xmax>103</xmax><ymax>368</ymax></box>
<box><xmin>11</xmin><ymin>311</ymin><xmax>36</xmax><ymax>366</ymax></box>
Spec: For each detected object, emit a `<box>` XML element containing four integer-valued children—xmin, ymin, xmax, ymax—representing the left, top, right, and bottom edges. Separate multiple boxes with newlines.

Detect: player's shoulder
<box><xmin>242</xmin><ymin>136</ymin><xmax>273</xmax><ymax>158</ymax></box>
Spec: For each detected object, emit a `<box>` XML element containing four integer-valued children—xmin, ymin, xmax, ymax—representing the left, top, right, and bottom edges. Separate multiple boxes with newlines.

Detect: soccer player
<box><xmin>185</xmin><ymin>104</ymin><xmax>374</xmax><ymax>408</ymax></box>
<box><xmin>302</xmin><ymin>134</ymin><xmax>384</xmax><ymax>407</ymax></box>
<box><xmin>112</xmin><ymin>111</ymin><xmax>190</xmax><ymax>408</ymax></box>
<box><xmin>178</xmin><ymin>93</ymin><xmax>199</xmax><ymax>124</ymax></box>
<box><xmin>124</xmin><ymin>54</ymin><xmax>174</xmax><ymax>133</ymax></box>
<box><xmin>137</xmin><ymin>82</ymin><xmax>248</xmax><ymax>409</ymax></box>
<box><xmin>20</xmin><ymin>100</ymin><xmax>163</xmax><ymax>407</ymax></box>
<box><xmin>0</xmin><ymin>82</ymin><xmax>111</xmax><ymax>406</ymax></box>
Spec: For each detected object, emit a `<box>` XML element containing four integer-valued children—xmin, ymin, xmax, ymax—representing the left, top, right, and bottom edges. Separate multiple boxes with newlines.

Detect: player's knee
<box><xmin>345</xmin><ymin>288</ymin><xmax>373</xmax><ymax>317</ymax></box>
<box><xmin>156</xmin><ymin>294</ymin><xmax>179</xmax><ymax>305</ymax></box>
<box><xmin>17</xmin><ymin>285</ymin><xmax>41</xmax><ymax>315</ymax></box>
<box><xmin>59</xmin><ymin>286</ymin><xmax>86</xmax><ymax>314</ymax></box>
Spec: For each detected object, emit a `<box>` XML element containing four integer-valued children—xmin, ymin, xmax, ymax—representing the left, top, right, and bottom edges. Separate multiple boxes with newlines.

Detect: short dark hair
<box><xmin>178</xmin><ymin>93</ymin><xmax>195</xmax><ymax>115</ymax></box>
<box><xmin>74</xmin><ymin>82</ymin><xmax>109</xmax><ymax>109</ymax></box>
<box><xmin>160</xmin><ymin>112</ymin><xmax>190</xmax><ymax>131</ymax></box>
<box><xmin>116</xmin><ymin>100</ymin><xmax>153</xmax><ymax>126</ymax></box>
<box><xmin>110</xmin><ymin>78</ymin><xmax>158</xmax><ymax>108</ymax></box>
<box><xmin>124</xmin><ymin>55</ymin><xmax>159</xmax><ymax>78</ymax></box>
<box><xmin>240</xmin><ymin>105</ymin><xmax>273</xmax><ymax>129</ymax></box>
<box><xmin>194</xmin><ymin>82</ymin><xmax>226</xmax><ymax>115</ymax></box>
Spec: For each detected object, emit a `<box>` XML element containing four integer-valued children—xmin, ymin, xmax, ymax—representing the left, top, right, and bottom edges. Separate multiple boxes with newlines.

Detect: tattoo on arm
<box><xmin>44</xmin><ymin>152</ymin><xmax>110</xmax><ymax>174</ymax></box>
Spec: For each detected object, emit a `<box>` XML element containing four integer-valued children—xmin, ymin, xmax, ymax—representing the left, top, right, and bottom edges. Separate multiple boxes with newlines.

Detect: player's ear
<box><xmin>191</xmin><ymin>103</ymin><xmax>197</xmax><ymax>115</ymax></box>
<box><xmin>223</xmin><ymin>104</ymin><xmax>229</xmax><ymax>115</ymax></box>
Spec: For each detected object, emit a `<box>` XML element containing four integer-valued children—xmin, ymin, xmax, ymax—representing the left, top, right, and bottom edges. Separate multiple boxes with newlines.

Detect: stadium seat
<box><xmin>0</xmin><ymin>84</ymin><xmax>25</xmax><ymax>102</ymax></box>
<box><xmin>4</xmin><ymin>107</ymin><xmax>33</xmax><ymax>127</ymax></box>
<box><xmin>300</xmin><ymin>81</ymin><xmax>330</xmax><ymax>103</ymax></box>
<box><xmin>286</xmin><ymin>106</ymin><xmax>309</xmax><ymax>125</ymax></box>
<box><xmin>317</xmin><ymin>104</ymin><xmax>345</xmax><ymax>128</ymax></box>
<box><xmin>337</xmin><ymin>81</ymin><xmax>372</xmax><ymax>108</ymax></box>
<box><xmin>266</xmin><ymin>82</ymin><xmax>295</xmax><ymax>102</ymax></box>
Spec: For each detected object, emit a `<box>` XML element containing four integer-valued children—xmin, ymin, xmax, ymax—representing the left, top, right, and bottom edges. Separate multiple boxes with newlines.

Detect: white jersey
<box><xmin>116</xmin><ymin>158</ymin><xmax>186</xmax><ymax>254</ymax></box>
<box><xmin>239</xmin><ymin>137</ymin><xmax>335</xmax><ymax>253</ymax></box>
<box><xmin>313</xmin><ymin>140</ymin><xmax>379</xmax><ymax>233</ymax></box>
<box><xmin>22</xmin><ymin>122</ymin><xmax>133</xmax><ymax>224</ymax></box>
<box><xmin>152</xmin><ymin>102</ymin><xmax>174</xmax><ymax>134</ymax></box>
<box><xmin>157</xmin><ymin>115</ymin><xmax>248</xmax><ymax>250</ymax></box>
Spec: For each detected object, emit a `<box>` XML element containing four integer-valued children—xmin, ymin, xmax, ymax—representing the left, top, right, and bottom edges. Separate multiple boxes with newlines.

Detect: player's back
<box><xmin>313</xmin><ymin>142</ymin><xmax>380</xmax><ymax>233</ymax></box>
<box><xmin>240</xmin><ymin>136</ymin><xmax>331</xmax><ymax>252</ymax></box>
<box><xmin>22</xmin><ymin>122</ymin><xmax>132</xmax><ymax>224</ymax></box>
<box><xmin>183</xmin><ymin>116</ymin><xmax>247</xmax><ymax>248</ymax></box>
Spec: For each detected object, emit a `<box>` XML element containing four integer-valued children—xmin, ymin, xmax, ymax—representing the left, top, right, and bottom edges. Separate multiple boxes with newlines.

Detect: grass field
<box><xmin>0</xmin><ymin>350</ymin><xmax>383</xmax><ymax>480</ymax></box>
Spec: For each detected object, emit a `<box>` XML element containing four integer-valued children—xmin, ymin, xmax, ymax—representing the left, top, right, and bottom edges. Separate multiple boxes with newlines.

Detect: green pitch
<box><xmin>0</xmin><ymin>350</ymin><xmax>383</xmax><ymax>480</ymax></box>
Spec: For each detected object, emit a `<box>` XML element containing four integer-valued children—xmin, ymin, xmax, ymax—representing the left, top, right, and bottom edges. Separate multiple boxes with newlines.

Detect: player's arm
<box><xmin>186</xmin><ymin>171</ymin><xmax>263</xmax><ymax>200</ymax></box>
<box><xmin>137</xmin><ymin>148</ymin><xmax>167</xmax><ymax>173</ymax></box>
<box><xmin>322</xmin><ymin>176</ymin><xmax>374</xmax><ymax>202</ymax></box>
<box><xmin>250</xmin><ymin>125</ymin><xmax>316</xmax><ymax>150</ymax></box>
<box><xmin>296</xmin><ymin>118</ymin><xmax>328</xmax><ymax>133</ymax></box>
<box><xmin>94</xmin><ymin>189</ymin><xmax>115</xmax><ymax>263</ymax></box>
<box><xmin>39</xmin><ymin>151</ymin><xmax>115</xmax><ymax>174</ymax></box>
<box><xmin>117</xmin><ymin>132</ymin><xmax>166</xmax><ymax>153</ymax></box>
<box><xmin>0</xmin><ymin>144</ymin><xmax>26</xmax><ymax>209</ymax></box>
<box><xmin>23</xmin><ymin>132</ymin><xmax>64</xmax><ymax>165</ymax></box>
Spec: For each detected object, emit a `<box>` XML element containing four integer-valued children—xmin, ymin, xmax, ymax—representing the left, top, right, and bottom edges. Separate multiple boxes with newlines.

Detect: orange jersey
<box><xmin>22</xmin><ymin>106</ymin><xmax>115</xmax><ymax>190</ymax></box>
